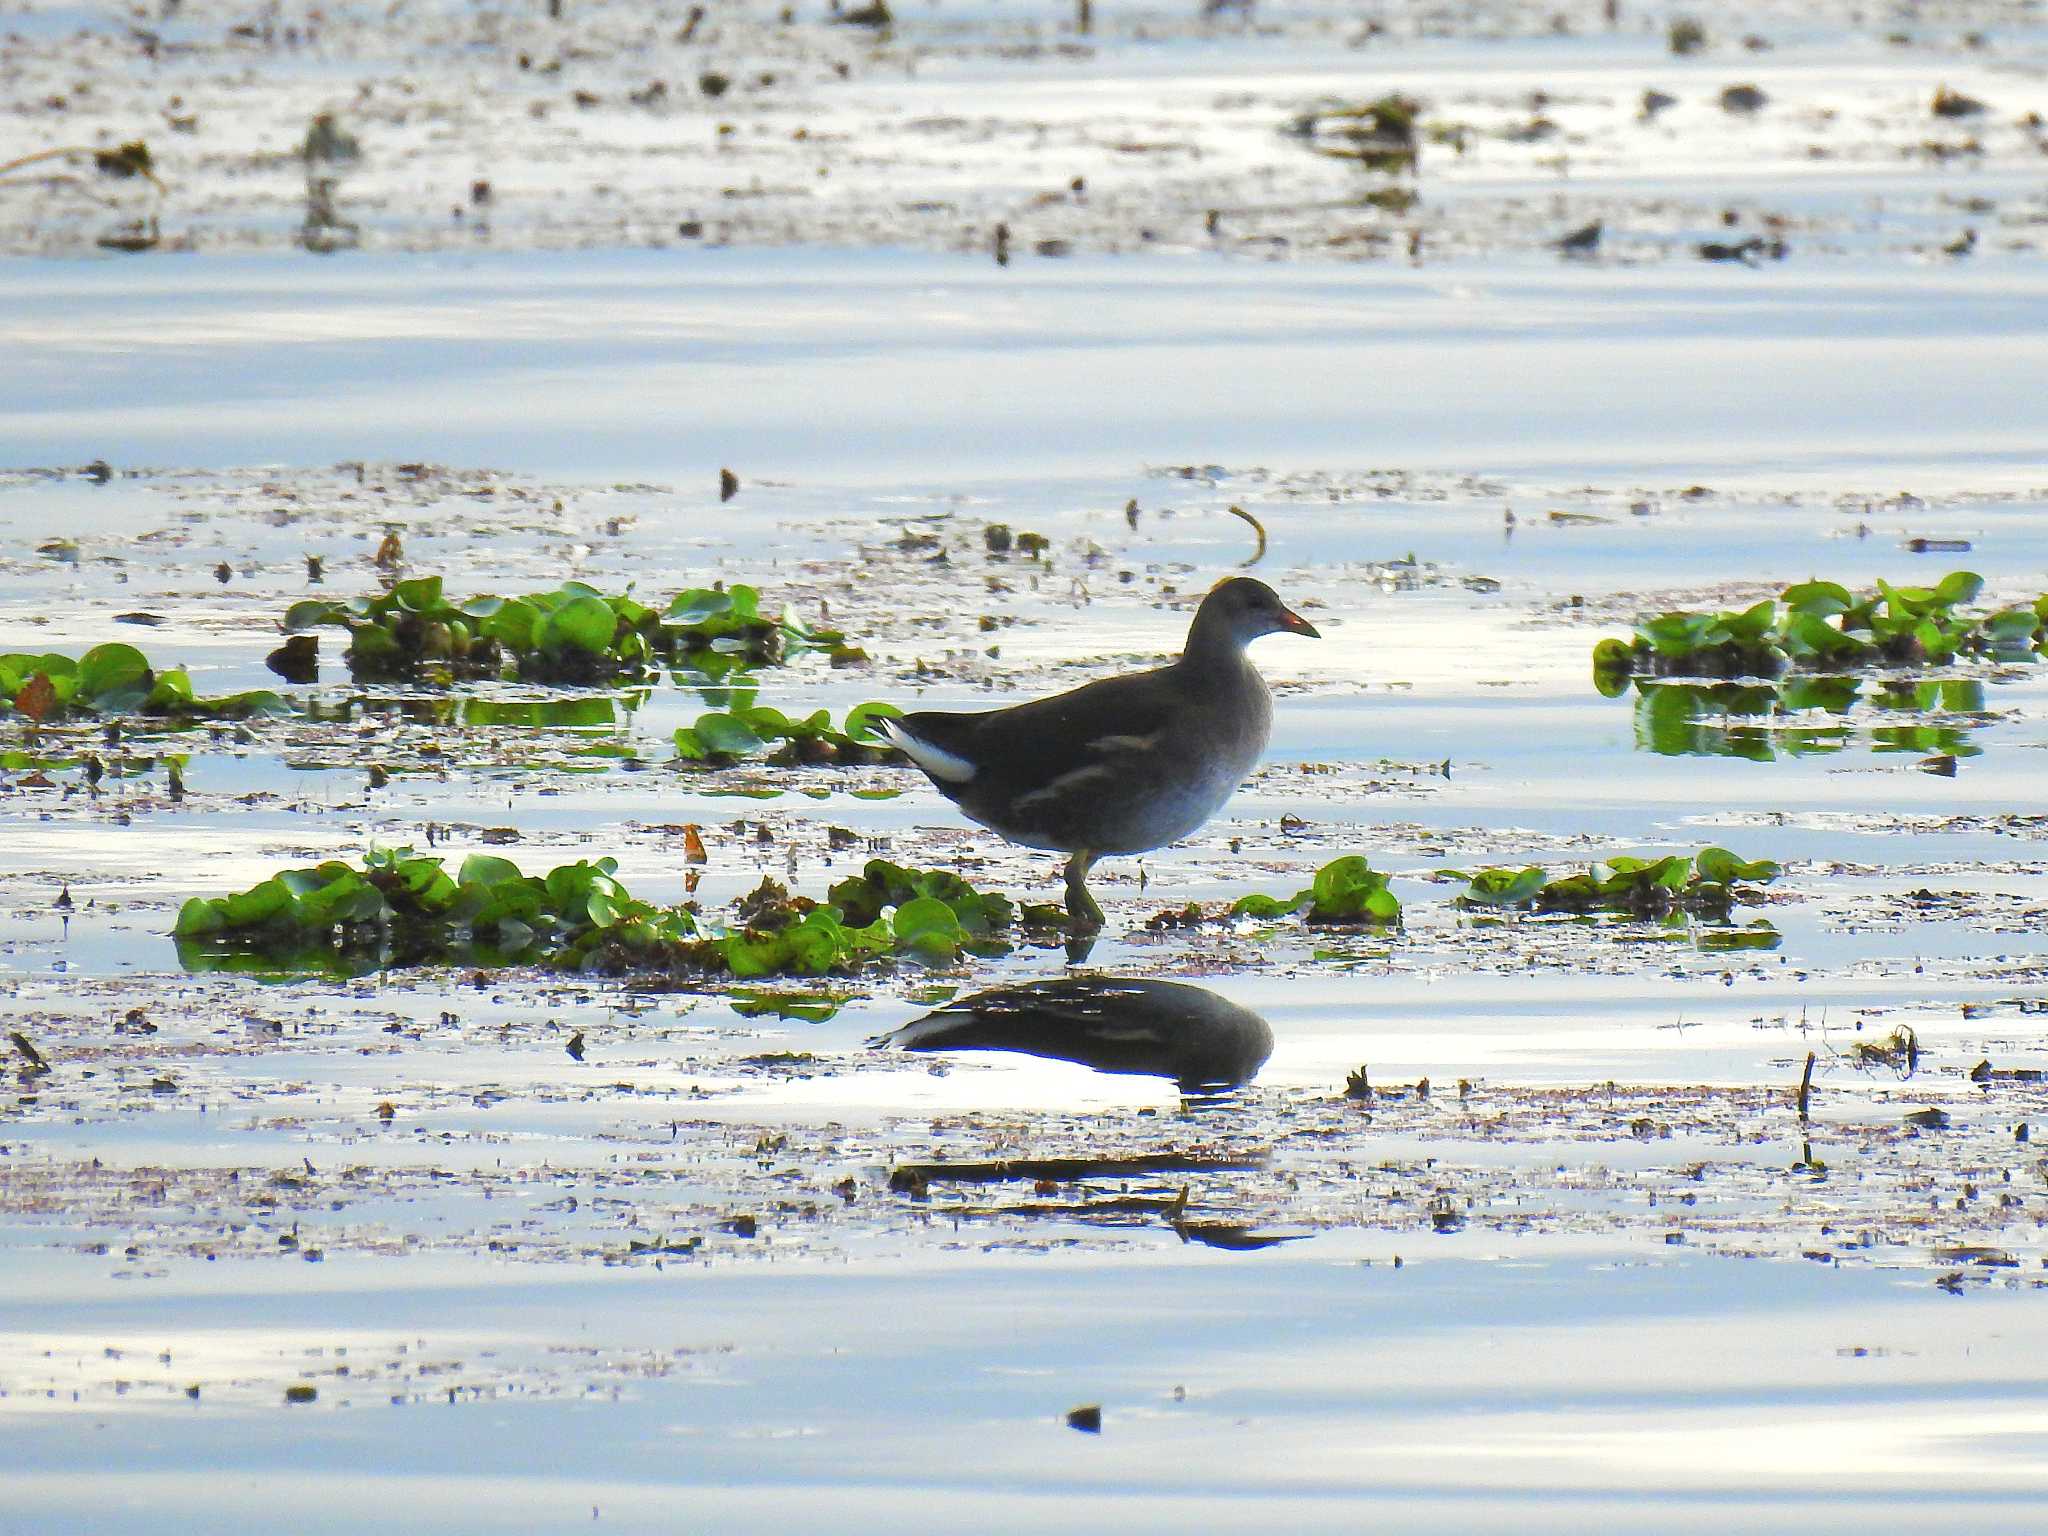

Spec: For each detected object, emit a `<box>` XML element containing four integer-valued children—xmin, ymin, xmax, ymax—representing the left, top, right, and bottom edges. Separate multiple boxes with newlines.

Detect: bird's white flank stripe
<box><xmin>1013</xmin><ymin>763</ymin><xmax>1115</xmax><ymax>810</ymax></box>
<box><xmin>882</xmin><ymin>718</ymin><xmax>978</xmax><ymax>784</ymax></box>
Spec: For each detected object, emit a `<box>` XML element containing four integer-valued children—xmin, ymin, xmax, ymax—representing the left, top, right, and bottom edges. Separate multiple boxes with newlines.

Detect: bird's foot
<box><xmin>1064</xmin><ymin>881</ymin><xmax>1105</xmax><ymax>936</ymax></box>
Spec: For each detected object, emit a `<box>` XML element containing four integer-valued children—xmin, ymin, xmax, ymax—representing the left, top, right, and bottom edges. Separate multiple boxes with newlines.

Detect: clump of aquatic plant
<box><xmin>1228</xmin><ymin>856</ymin><xmax>1402</xmax><ymax>925</ymax></box>
<box><xmin>173</xmin><ymin>849</ymin><xmax>1034</xmax><ymax>977</ymax></box>
<box><xmin>826</xmin><ymin>856</ymin><xmax>1066</xmax><ymax>936</ymax></box>
<box><xmin>284</xmin><ymin>577</ymin><xmax>854</xmax><ymax>684</ymax></box>
<box><xmin>1591</xmin><ymin>572</ymin><xmax>2048</xmax><ymax>692</ymax></box>
<box><xmin>1286</xmin><ymin>95</ymin><xmax>1422</xmax><ymax>174</ymax></box>
<box><xmin>1850</xmin><ymin>1024</ymin><xmax>1920</xmax><ymax>1075</ymax></box>
<box><xmin>1625</xmin><ymin>677</ymin><xmax>1988</xmax><ymax>761</ymax></box>
<box><xmin>674</xmin><ymin>698</ymin><xmax>904</xmax><ymax>767</ymax></box>
<box><xmin>2</xmin><ymin>645</ymin><xmax>286</xmax><ymax>724</ymax></box>
<box><xmin>1445</xmin><ymin>847</ymin><xmax>1779</xmax><ymax>918</ymax></box>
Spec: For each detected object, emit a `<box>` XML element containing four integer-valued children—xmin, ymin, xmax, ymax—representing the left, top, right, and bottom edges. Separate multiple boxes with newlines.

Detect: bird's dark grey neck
<box><xmin>1179</xmin><ymin>628</ymin><xmax>1260</xmax><ymax>678</ymax></box>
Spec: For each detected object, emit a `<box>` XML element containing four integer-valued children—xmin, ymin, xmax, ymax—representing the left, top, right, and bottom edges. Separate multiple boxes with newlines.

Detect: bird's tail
<box><xmin>880</xmin><ymin>716</ymin><xmax>977</xmax><ymax>784</ymax></box>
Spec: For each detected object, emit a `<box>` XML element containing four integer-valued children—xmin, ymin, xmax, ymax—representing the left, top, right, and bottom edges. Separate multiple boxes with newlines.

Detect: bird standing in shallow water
<box><xmin>881</xmin><ymin>577</ymin><xmax>1320</xmax><ymax>932</ymax></box>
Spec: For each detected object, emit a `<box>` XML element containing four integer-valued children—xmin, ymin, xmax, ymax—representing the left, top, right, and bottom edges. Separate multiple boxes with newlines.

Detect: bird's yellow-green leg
<box><xmin>1064</xmin><ymin>850</ymin><xmax>1104</xmax><ymax>933</ymax></box>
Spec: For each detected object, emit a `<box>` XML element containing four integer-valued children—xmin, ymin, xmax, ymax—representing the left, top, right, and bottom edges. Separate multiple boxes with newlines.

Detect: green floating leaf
<box><xmin>1459</xmin><ymin>866</ymin><xmax>1546</xmax><ymax>908</ymax></box>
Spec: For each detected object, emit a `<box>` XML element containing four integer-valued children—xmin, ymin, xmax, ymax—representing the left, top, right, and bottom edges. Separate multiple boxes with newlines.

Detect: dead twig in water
<box><xmin>0</xmin><ymin>142</ymin><xmax>165</xmax><ymax>196</ymax></box>
<box><xmin>1228</xmin><ymin>504</ymin><xmax>1267</xmax><ymax>566</ymax></box>
<box><xmin>1797</xmin><ymin>1050</ymin><xmax>1815</xmax><ymax>1121</ymax></box>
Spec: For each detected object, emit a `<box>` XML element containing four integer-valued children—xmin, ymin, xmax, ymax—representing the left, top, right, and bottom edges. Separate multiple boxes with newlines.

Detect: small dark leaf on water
<box><xmin>266</xmin><ymin>633</ymin><xmax>319</xmax><ymax>683</ymax></box>
<box><xmin>367</xmin><ymin>764</ymin><xmax>390</xmax><ymax>789</ymax></box>
<box><xmin>10</xmin><ymin>1032</ymin><xmax>50</xmax><ymax>1073</ymax></box>
<box><xmin>284</xmin><ymin>1384</ymin><xmax>318</xmax><ymax>1404</ymax></box>
<box><xmin>720</xmin><ymin>469</ymin><xmax>740</xmax><ymax>502</ymax></box>
<box><xmin>306</xmin><ymin>554</ymin><xmax>325</xmax><ymax>582</ymax></box>
<box><xmin>373</xmin><ymin>532</ymin><xmax>403</xmax><ymax>570</ymax></box>
<box><xmin>113</xmin><ymin>612</ymin><xmax>164</xmax><ymax>626</ymax></box>
<box><xmin>14</xmin><ymin>673</ymin><xmax>57</xmax><ymax>724</ymax></box>
<box><xmin>213</xmin><ymin>562</ymin><xmax>232</xmax><ymax>584</ymax></box>
<box><xmin>93</xmin><ymin>140</ymin><xmax>154</xmax><ymax>178</ymax></box>
<box><xmin>1066</xmin><ymin>1404</ymin><xmax>1102</xmax><ymax>1433</ymax></box>
<box><xmin>566</xmin><ymin>1030</ymin><xmax>585</xmax><ymax>1061</ymax></box>
<box><xmin>1905</xmin><ymin>1107</ymin><xmax>1950</xmax><ymax>1130</ymax></box>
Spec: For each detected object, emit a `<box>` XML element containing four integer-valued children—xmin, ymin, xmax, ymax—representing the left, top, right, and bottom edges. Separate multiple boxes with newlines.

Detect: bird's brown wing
<box><xmin>898</xmin><ymin>663</ymin><xmax>1188</xmax><ymax>806</ymax></box>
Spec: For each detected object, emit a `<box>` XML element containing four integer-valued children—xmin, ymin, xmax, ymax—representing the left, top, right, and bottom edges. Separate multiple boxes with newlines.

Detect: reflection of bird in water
<box><xmin>881</xmin><ymin>578</ymin><xmax>1319</xmax><ymax>934</ymax></box>
<box><xmin>879</xmin><ymin>976</ymin><xmax>1274</xmax><ymax>1097</ymax></box>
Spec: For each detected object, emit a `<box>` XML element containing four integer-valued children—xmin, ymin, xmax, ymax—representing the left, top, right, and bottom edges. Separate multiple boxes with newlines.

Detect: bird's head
<box><xmin>1190</xmin><ymin>577</ymin><xmax>1320</xmax><ymax>650</ymax></box>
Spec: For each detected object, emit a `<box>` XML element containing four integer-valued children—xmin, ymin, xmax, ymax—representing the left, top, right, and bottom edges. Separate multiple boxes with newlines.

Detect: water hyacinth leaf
<box><xmin>783</xmin><ymin>909</ymin><xmax>857</xmax><ymax>974</ymax></box>
<box><xmin>480</xmin><ymin>597</ymin><xmax>541</xmax><ymax>654</ymax></box>
<box><xmin>1694</xmin><ymin>847</ymin><xmax>1781</xmax><ymax>885</ymax></box>
<box><xmin>76</xmin><ymin>643</ymin><xmax>151</xmax><ymax>701</ymax></box>
<box><xmin>391</xmin><ymin>576</ymin><xmax>444</xmax><ymax>612</ymax></box>
<box><xmin>1462</xmin><ymin>866</ymin><xmax>1547</xmax><ymax>907</ymax></box>
<box><xmin>1306</xmin><ymin>856</ymin><xmax>1401</xmax><ymax>922</ymax></box>
<box><xmin>1933</xmin><ymin>571</ymin><xmax>1984</xmax><ymax>607</ymax></box>
<box><xmin>692</xmin><ymin>712</ymin><xmax>765</xmax><ymax>756</ymax></box>
<box><xmin>893</xmin><ymin>896</ymin><xmax>966</xmax><ymax>959</ymax></box>
<box><xmin>1229</xmin><ymin>892</ymin><xmax>1302</xmax><ymax>919</ymax></box>
<box><xmin>172</xmin><ymin>897</ymin><xmax>226</xmax><ymax>936</ymax></box>
<box><xmin>844</xmin><ymin>701</ymin><xmax>904</xmax><ymax>742</ymax></box>
<box><xmin>544</xmin><ymin>594</ymin><xmax>620</xmax><ymax>655</ymax></box>
<box><xmin>456</xmin><ymin>856</ymin><xmax>524</xmax><ymax>888</ymax></box>
<box><xmin>1781</xmin><ymin>579</ymin><xmax>1855</xmax><ymax>617</ymax></box>
<box><xmin>1591</xmin><ymin>637</ymin><xmax>1634</xmax><ymax>697</ymax></box>
<box><xmin>667</xmin><ymin>588</ymin><xmax>733</xmax><ymax>625</ymax></box>
<box><xmin>1697</xmin><ymin>921</ymin><xmax>1782</xmax><ymax>951</ymax></box>
<box><xmin>285</xmin><ymin>599</ymin><xmax>352</xmax><ymax>630</ymax></box>
<box><xmin>1986</xmin><ymin>608</ymin><xmax>2040</xmax><ymax>649</ymax></box>
<box><xmin>1722</xmin><ymin>599</ymin><xmax>1777</xmax><ymax>641</ymax></box>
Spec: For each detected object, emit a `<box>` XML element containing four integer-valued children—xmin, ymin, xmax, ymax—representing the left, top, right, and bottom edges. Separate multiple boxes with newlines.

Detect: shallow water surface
<box><xmin>3</xmin><ymin>244</ymin><xmax>2047</xmax><ymax>1528</ymax></box>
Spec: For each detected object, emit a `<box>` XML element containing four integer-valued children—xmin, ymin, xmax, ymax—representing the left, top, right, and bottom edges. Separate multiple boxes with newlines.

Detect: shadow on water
<box><xmin>878</xmin><ymin>975</ymin><xmax>1274</xmax><ymax>1100</ymax></box>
